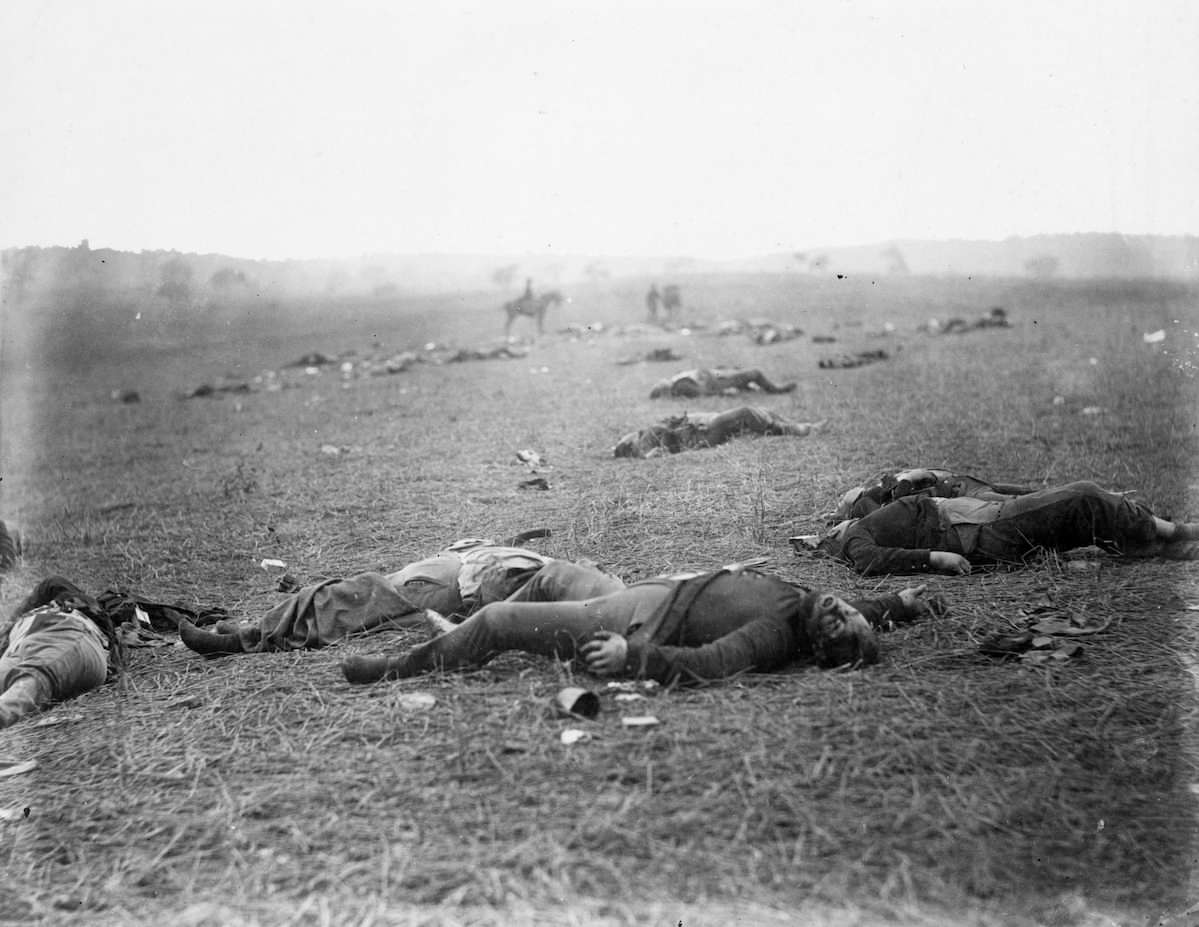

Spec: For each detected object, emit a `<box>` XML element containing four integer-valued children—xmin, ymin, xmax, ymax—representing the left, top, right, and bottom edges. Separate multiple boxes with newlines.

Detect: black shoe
<box><xmin>978</xmin><ymin>631</ymin><xmax>1035</xmax><ymax>658</ymax></box>
<box><xmin>1161</xmin><ymin>539</ymin><xmax>1199</xmax><ymax>561</ymax></box>
<box><xmin>178</xmin><ymin>618</ymin><xmax>243</xmax><ymax>657</ymax></box>
<box><xmin>342</xmin><ymin>654</ymin><xmax>400</xmax><ymax>684</ymax></box>
<box><xmin>1173</xmin><ymin>524</ymin><xmax>1199</xmax><ymax>542</ymax></box>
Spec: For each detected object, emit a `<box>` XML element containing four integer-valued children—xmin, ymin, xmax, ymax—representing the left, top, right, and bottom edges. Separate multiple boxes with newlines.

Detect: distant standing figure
<box><xmin>523</xmin><ymin>278</ymin><xmax>534</xmax><ymax>301</ymax></box>
<box><xmin>662</xmin><ymin>284</ymin><xmax>682</xmax><ymax>320</ymax></box>
<box><xmin>646</xmin><ymin>284</ymin><xmax>662</xmax><ymax>323</ymax></box>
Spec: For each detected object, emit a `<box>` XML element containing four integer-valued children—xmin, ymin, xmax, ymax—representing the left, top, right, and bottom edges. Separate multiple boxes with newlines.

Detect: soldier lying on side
<box><xmin>818</xmin><ymin>480</ymin><xmax>1199</xmax><ymax>575</ymax></box>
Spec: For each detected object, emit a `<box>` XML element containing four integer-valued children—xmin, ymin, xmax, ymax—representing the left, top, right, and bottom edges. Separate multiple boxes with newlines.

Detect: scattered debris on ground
<box><xmin>978</xmin><ymin>589</ymin><xmax>1114</xmax><ymax>666</ymax></box>
<box><xmin>182</xmin><ymin>339</ymin><xmax>535</xmax><ymax>399</ymax></box>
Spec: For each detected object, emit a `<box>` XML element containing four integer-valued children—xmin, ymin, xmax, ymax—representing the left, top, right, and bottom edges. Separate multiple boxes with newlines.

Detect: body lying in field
<box><xmin>819</xmin><ymin>480</ymin><xmax>1199</xmax><ymax>575</ymax></box>
<box><xmin>924</xmin><ymin>306</ymin><xmax>1011</xmax><ymax>335</ymax></box>
<box><xmin>648</xmin><ymin>367</ymin><xmax>796</xmax><ymax>399</ymax></box>
<box><xmin>341</xmin><ymin>561</ymin><xmax>939</xmax><ymax>687</ymax></box>
<box><xmin>0</xmin><ymin>577</ymin><xmax>119</xmax><ymax>729</ymax></box>
<box><xmin>830</xmin><ymin>467</ymin><xmax>1039</xmax><ymax>521</ymax></box>
<box><xmin>177</xmin><ymin>539</ymin><xmax>622</xmax><ymax>656</ymax></box>
<box><xmin>613</xmin><ymin>406</ymin><xmax>825</xmax><ymax>459</ymax></box>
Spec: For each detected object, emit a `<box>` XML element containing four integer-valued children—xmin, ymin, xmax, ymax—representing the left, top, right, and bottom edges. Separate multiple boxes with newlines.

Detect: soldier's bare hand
<box><xmin>929</xmin><ymin>551</ymin><xmax>971</xmax><ymax>574</ymax></box>
<box><xmin>580</xmin><ymin>631</ymin><xmax>628</xmax><ymax>676</ymax></box>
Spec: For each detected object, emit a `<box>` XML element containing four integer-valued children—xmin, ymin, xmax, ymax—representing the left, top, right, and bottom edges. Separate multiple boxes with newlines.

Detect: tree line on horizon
<box><xmin>3</xmin><ymin>233</ymin><xmax>1196</xmax><ymax>313</ymax></box>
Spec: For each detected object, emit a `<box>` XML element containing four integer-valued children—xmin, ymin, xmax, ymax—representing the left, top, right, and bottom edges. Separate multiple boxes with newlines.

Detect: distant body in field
<box><xmin>925</xmin><ymin>306</ymin><xmax>1011</xmax><ymax>335</ymax></box>
<box><xmin>649</xmin><ymin>367</ymin><xmax>796</xmax><ymax>399</ymax></box>
<box><xmin>614</xmin><ymin>406</ymin><xmax>825</xmax><ymax>459</ymax></box>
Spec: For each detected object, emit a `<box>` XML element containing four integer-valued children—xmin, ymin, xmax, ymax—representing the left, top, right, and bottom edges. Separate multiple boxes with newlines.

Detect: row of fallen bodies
<box><xmin>2</xmin><ymin>468</ymin><xmax>1197</xmax><ymax>729</ymax></box>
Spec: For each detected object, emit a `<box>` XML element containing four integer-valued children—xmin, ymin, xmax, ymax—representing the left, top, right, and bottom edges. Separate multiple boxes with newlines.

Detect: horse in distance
<box><xmin>503</xmin><ymin>290</ymin><xmax>564</xmax><ymax>336</ymax></box>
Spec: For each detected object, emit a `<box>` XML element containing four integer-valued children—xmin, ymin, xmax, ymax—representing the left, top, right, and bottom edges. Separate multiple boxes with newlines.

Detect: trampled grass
<box><xmin>1</xmin><ymin>274</ymin><xmax>1198</xmax><ymax>926</ymax></box>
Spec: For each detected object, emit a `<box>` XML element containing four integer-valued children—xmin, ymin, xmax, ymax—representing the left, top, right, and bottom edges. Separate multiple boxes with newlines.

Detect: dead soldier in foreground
<box><xmin>1</xmin><ymin>577</ymin><xmax>122</xmax><ymax>729</ymax></box>
<box><xmin>818</xmin><ymin>479</ymin><xmax>1199</xmax><ymax>575</ymax></box>
<box><xmin>177</xmin><ymin>538</ymin><xmax>623</xmax><ymax>656</ymax></box>
<box><xmin>342</xmin><ymin>563</ymin><xmax>942</xmax><ymax>687</ymax></box>
<box><xmin>827</xmin><ymin>467</ymin><xmax>1038</xmax><ymax>521</ymax></box>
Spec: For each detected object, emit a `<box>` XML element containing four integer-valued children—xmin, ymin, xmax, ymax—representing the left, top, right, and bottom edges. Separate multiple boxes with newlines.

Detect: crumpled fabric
<box><xmin>249</xmin><ymin>572</ymin><xmax>430</xmax><ymax>652</ymax></box>
<box><xmin>247</xmin><ymin>543</ymin><xmax>554</xmax><ymax>652</ymax></box>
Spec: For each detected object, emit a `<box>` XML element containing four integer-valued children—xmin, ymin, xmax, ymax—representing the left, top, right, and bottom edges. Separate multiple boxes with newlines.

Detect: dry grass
<box><xmin>2</xmin><ymin>274</ymin><xmax>1198</xmax><ymax>926</ymax></box>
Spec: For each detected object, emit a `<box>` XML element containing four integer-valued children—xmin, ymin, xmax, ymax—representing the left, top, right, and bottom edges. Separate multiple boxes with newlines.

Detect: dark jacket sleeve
<box><xmin>841</xmin><ymin>524</ymin><xmax>933</xmax><ymax>575</ymax></box>
<box><xmin>989</xmin><ymin>481</ymin><xmax>1037</xmax><ymax>496</ymax></box>
<box><xmin>623</xmin><ymin>617</ymin><xmax>795</xmax><ymax>685</ymax></box>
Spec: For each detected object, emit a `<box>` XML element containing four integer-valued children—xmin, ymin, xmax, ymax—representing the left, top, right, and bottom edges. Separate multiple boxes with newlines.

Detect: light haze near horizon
<box><xmin>2</xmin><ymin>0</ymin><xmax>1196</xmax><ymax>262</ymax></box>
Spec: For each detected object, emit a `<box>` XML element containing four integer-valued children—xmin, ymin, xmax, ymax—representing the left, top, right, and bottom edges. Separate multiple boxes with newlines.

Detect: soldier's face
<box><xmin>808</xmin><ymin>594</ymin><xmax>878</xmax><ymax>668</ymax></box>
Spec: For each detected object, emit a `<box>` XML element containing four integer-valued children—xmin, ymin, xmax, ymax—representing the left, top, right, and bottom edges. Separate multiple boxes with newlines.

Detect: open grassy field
<box><xmin>2</xmin><ymin>272</ymin><xmax>1198</xmax><ymax>926</ymax></box>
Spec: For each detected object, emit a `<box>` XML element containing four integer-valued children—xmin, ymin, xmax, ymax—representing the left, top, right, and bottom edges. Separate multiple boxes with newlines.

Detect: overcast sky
<box><xmin>2</xmin><ymin>0</ymin><xmax>1196</xmax><ymax>261</ymax></box>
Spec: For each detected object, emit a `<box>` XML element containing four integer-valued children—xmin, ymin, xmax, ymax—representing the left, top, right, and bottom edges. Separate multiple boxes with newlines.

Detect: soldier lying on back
<box><xmin>342</xmin><ymin>562</ymin><xmax>941</xmax><ymax>687</ymax></box>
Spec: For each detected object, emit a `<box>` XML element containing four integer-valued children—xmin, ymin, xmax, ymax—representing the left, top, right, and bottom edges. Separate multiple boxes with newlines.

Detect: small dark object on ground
<box><xmin>285</xmin><ymin>352</ymin><xmax>337</xmax><ymax>367</ymax></box>
<box><xmin>506</xmin><ymin>528</ymin><xmax>552</xmax><ymax>545</ymax></box>
<box><xmin>186</xmin><ymin>382</ymin><xmax>252</xmax><ymax>399</ymax></box>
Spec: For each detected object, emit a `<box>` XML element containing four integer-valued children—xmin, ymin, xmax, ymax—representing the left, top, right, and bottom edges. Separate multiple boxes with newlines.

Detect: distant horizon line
<box><xmin>3</xmin><ymin>230</ymin><xmax>1197</xmax><ymax>264</ymax></box>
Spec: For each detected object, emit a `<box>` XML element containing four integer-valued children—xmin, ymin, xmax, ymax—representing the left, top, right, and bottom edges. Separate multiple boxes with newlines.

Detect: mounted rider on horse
<box><xmin>503</xmin><ymin>278</ymin><xmax>563</xmax><ymax>335</ymax></box>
